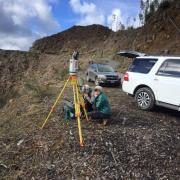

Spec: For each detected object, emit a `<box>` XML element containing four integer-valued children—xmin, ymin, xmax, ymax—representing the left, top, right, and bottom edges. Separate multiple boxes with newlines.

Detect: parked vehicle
<box><xmin>86</xmin><ymin>63</ymin><xmax>121</xmax><ymax>86</ymax></box>
<box><xmin>118</xmin><ymin>51</ymin><xmax>180</xmax><ymax>111</ymax></box>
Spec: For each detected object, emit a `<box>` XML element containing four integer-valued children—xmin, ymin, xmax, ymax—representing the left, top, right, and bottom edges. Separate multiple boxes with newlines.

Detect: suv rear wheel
<box><xmin>135</xmin><ymin>87</ymin><xmax>155</xmax><ymax>111</ymax></box>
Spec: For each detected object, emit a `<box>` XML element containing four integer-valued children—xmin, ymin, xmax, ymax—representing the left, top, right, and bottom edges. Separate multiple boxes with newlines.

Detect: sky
<box><xmin>0</xmin><ymin>0</ymin><xmax>141</xmax><ymax>51</ymax></box>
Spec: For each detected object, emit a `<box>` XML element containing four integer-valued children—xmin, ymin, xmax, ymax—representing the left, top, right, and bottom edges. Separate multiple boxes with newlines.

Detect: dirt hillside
<box><xmin>31</xmin><ymin>0</ymin><xmax>180</xmax><ymax>57</ymax></box>
<box><xmin>1</xmin><ymin>0</ymin><xmax>179</xmax><ymax>103</ymax></box>
<box><xmin>29</xmin><ymin>0</ymin><xmax>180</xmax><ymax>73</ymax></box>
<box><xmin>31</xmin><ymin>25</ymin><xmax>112</xmax><ymax>55</ymax></box>
<box><xmin>0</xmin><ymin>50</ymin><xmax>69</xmax><ymax>108</ymax></box>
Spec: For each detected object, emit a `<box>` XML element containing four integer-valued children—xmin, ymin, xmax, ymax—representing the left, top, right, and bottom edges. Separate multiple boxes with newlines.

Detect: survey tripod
<box><xmin>41</xmin><ymin>55</ymin><xmax>89</xmax><ymax>147</ymax></box>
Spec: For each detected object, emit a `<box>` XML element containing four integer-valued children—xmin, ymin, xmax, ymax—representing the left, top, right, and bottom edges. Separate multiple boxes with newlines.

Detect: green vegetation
<box><xmin>24</xmin><ymin>79</ymin><xmax>54</xmax><ymax>99</ymax></box>
<box><xmin>139</xmin><ymin>0</ymin><xmax>172</xmax><ymax>24</ymax></box>
<box><xmin>159</xmin><ymin>0</ymin><xmax>171</xmax><ymax>9</ymax></box>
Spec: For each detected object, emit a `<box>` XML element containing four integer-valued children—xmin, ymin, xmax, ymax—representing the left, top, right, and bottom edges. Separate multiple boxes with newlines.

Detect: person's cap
<box><xmin>94</xmin><ymin>86</ymin><xmax>103</xmax><ymax>92</ymax></box>
<box><xmin>84</xmin><ymin>84</ymin><xmax>89</xmax><ymax>89</ymax></box>
<box><xmin>82</xmin><ymin>84</ymin><xmax>90</xmax><ymax>92</ymax></box>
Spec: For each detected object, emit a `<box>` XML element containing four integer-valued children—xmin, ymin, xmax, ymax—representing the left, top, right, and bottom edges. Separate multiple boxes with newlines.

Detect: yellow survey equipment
<box><xmin>41</xmin><ymin>74</ymin><xmax>89</xmax><ymax>147</ymax></box>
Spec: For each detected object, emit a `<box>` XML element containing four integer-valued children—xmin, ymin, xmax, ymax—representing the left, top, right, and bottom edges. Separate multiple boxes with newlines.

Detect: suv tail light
<box><xmin>124</xmin><ymin>72</ymin><xmax>129</xmax><ymax>81</ymax></box>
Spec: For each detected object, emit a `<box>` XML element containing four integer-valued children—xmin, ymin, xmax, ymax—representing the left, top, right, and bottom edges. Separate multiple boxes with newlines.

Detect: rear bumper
<box><xmin>99</xmin><ymin>79</ymin><xmax>121</xmax><ymax>85</ymax></box>
<box><xmin>122</xmin><ymin>82</ymin><xmax>134</xmax><ymax>95</ymax></box>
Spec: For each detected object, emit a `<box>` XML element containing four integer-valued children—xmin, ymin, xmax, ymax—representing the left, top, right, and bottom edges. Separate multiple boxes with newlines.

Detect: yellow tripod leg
<box><xmin>77</xmin><ymin>81</ymin><xmax>89</xmax><ymax>121</ymax></box>
<box><xmin>73</xmin><ymin>84</ymin><xmax>77</xmax><ymax>114</ymax></box>
<box><xmin>79</xmin><ymin>93</ymin><xmax>89</xmax><ymax>122</ymax></box>
<box><xmin>41</xmin><ymin>76</ymin><xmax>70</xmax><ymax>129</ymax></box>
<box><xmin>75</xmin><ymin>82</ymin><xmax>84</xmax><ymax>146</ymax></box>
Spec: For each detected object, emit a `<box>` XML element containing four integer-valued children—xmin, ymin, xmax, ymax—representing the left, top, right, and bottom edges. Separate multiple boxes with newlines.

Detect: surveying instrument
<box><xmin>41</xmin><ymin>52</ymin><xmax>89</xmax><ymax>147</ymax></box>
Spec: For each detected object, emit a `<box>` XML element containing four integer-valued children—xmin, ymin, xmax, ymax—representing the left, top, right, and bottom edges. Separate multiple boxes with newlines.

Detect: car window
<box><xmin>97</xmin><ymin>64</ymin><xmax>114</xmax><ymax>72</ymax></box>
<box><xmin>157</xmin><ymin>59</ymin><xmax>180</xmax><ymax>78</ymax></box>
<box><xmin>129</xmin><ymin>58</ymin><xmax>158</xmax><ymax>74</ymax></box>
<box><xmin>90</xmin><ymin>64</ymin><xmax>96</xmax><ymax>69</ymax></box>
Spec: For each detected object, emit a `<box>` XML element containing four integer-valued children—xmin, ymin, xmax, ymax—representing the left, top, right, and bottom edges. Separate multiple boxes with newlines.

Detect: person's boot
<box><xmin>103</xmin><ymin>119</ymin><xmax>108</xmax><ymax>126</ymax></box>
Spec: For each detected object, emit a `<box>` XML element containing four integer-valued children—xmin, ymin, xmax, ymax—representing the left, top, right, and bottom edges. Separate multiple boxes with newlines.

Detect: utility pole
<box><xmin>112</xmin><ymin>14</ymin><xmax>117</xmax><ymax>31</ymax></box>
<box><xmin>112</xmin><ymin>14</ymin><xmax>120</xmax><ymax>32</ymax></box>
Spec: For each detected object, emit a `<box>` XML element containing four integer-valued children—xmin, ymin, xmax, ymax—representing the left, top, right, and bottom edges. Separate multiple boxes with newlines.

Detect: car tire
<box><xmin>116</xmin><ymin>82</ymin><xmax>121</xmax><ymax>87</ymax></box>
<box><xmin>86</xmin><ymin>74</ymin><xmax>91</xmax><ymax>82</ymax></box>
<box><xmin>95</xmin><ymin>77</ymin><xmax>100</xmax><ymax>86</ymax></box>
<box><xmin>135</xmin><ymin>87</ymin><xmax>155</xmax><ymax>111</ymax></box>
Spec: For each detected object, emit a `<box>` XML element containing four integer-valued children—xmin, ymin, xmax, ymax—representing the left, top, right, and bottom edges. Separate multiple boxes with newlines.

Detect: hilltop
<box><xmin>31</xmin><ymin>0</ymin><xmax>180</xmax><ymax>57</ymax></box>
<box><xmin>31</xmin><ymin>25</ymin><xmax>112</xmax><ymax>55</ymax></box>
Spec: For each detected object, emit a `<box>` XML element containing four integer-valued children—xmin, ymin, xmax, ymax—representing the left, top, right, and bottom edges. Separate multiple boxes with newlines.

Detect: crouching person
<box><xmin>63</xmin><ymin>99</ymin><xmax>75</xmax><ymax>121</ymax></box>
<box><xmin>88</xmin><ymin>86</ymin><xmax>111</xmax><ymax>125</ymax></box>
<box><xmin>81</xmin><ymin>84</ymin><xmax>93</xmax><ymax>112</ymax></box>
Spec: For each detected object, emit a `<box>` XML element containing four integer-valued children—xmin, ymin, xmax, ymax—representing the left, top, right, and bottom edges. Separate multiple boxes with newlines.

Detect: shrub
<box><xmin>0</xmin><ymin>98</ymin><xmax>6</xmax><ymax>108</ymax></box>
<box><xmin>24</xmin><ymin>79</ymin><xmax>54</xmax><ymax>98</ymax></box>
<box><xmin>159</xmin><ymin>0</ymin><xmax>171</xmax><ymax>9</ymax></box>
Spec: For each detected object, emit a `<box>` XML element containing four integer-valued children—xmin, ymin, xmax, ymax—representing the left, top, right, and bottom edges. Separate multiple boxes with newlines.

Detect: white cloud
<box><xmin>0</xmin><ymin>34</ymin><xmax>34</xmax><ymax>50</ymax></box>
<box><xmin>128</xmin><ymin>16</ymin><xmax>141</xmax><ymax>28</ymax></box>
<box><xmin>70</xmin><ymin>0</ymin><xmax>96</xmax><ymax>14</ymax></box>
<box><xmin>0</xmin><ymin>0</ymin><xmax>59</xmax><ymax>50</ymax></box>
<box><xmin>70</xmin><ymin>0</ymin><xmax>142</xmax><ymax>30</ymax></box>
<box><xmin>69</xmin><ymin>0</ymin><xmax>105</xmax><ymax>26</ymax></box>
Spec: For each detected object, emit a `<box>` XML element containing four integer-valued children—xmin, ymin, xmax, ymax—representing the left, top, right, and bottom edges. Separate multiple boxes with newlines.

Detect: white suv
<box><xmin>118</xmin><ymin>51</ymin><xmax>180</xmax><ymax>111</ymax></box>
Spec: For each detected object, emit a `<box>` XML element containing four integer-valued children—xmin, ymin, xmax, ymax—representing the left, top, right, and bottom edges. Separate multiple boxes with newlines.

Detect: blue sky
<box><xmin>0</xmin><ymin>0</ymin><xmax>141</xmax><ymax>50</ymax></box>
<box><xmin>53</xmin><ymin>0</ymin><xmax>140</xmax><ymax>30</ymax></box>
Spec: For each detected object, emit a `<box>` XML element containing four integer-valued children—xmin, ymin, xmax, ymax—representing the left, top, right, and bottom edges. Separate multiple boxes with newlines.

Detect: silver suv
<box><xmin>86</xmin><ymin>63</ymin><xmax>121</xmax><ymax>86</ymax></box>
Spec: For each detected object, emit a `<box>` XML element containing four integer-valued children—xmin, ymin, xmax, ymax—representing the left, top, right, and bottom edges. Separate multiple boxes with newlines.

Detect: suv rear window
<box><xmin>157</xmin><ymin>59</ymin><xmax>180</xmax><ymax>77</ymax></box>
<box><xmin>129</xmin><ymin>58</ymin><xmax>158</xmax><ymax>74</ymax></box>
<box><xmin>90</xmin><ymin>64</ymin><xmax>97</xmax><ymax>69</ymax></box>
<box><xmin>97</xmin><ymin>64</ymin><xmax>114</xmax><ymax>72</ymax></box>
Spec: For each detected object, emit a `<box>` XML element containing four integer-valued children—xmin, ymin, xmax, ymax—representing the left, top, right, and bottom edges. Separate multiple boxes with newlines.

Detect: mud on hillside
<box><xmin>0</xmin><ymin>84</ymin><xmax>179</xmax><ymax>179</ymax></box>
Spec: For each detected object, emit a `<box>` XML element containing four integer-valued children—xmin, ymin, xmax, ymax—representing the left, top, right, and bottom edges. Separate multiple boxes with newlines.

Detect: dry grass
<box><xmin>24</xmin><ymin>79</ymin><xmax>55</xmax><ymax>99</ymax></box>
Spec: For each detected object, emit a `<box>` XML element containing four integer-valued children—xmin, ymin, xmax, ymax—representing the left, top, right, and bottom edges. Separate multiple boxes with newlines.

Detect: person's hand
<box><xmin>84</xmin><ymin>93</ymin><xmax>88</xmax><ymax>97</ymax></box>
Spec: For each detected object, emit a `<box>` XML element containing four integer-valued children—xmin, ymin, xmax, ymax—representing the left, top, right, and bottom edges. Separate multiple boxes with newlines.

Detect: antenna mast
<box><xmin>112</xmin><ymin>14</ymin><xmax>120</xmax><ymax>32</ymax></box>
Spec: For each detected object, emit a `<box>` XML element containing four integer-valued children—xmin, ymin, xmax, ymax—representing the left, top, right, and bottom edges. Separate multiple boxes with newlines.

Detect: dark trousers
<box><xmin>88</xmin><ymin>111</ymin><xmax>110</xmax><ymax>120</ymax></box>
<box><xmin>85</xmin><ymin>101</ymin><xmax>93</xmax><ymax>112</ymax></box>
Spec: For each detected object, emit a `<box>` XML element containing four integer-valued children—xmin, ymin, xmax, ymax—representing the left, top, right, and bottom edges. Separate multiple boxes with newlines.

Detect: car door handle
<box><xmin>154</xmin><ymin>78</ymin><xmax>159</xmax><ymax>81</ymax></box>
